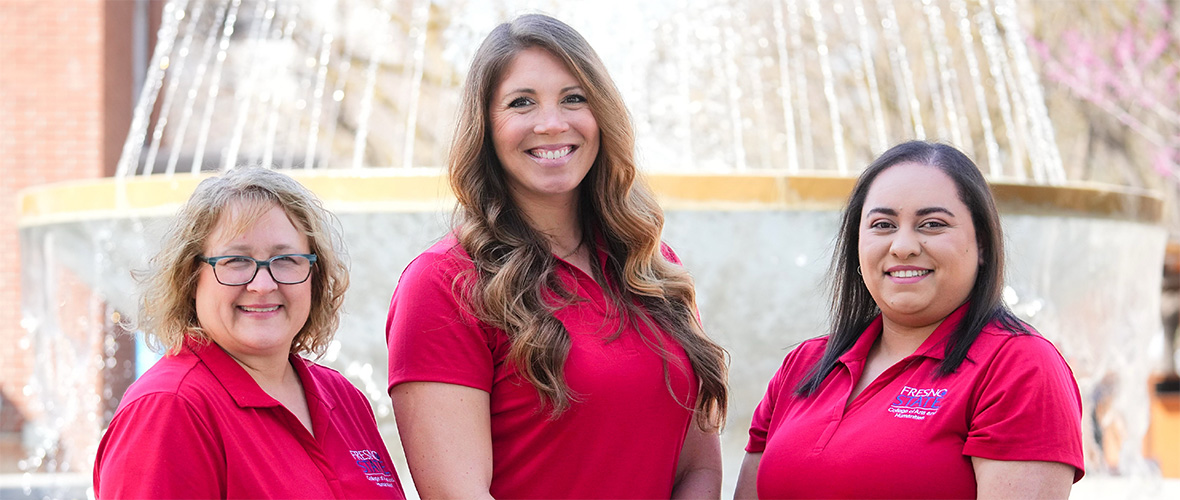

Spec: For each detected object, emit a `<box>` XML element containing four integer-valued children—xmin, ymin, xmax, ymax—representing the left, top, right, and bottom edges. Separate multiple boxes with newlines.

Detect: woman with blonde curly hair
<box><xmin>386</xmin><ymin>14</ymin><xmax>728</xmax><ymax>499</ymax></box>
<box><xmin>94</xmin><ymin>167</ymin><xmax>405</xmax><ymax>499</ymax></box>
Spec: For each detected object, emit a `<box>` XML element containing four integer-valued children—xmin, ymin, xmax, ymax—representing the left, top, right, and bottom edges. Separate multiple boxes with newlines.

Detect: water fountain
<box><xmin>13</xmin><ymin>0</ymin><xmax>1174</xmax><ymax>497</ymax></box>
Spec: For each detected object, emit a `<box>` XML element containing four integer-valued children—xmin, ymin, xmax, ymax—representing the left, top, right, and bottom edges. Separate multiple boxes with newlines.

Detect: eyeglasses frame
<box><xmin>197</xmin><ymin>253</ymin><xmax>318</xmax><ymax>286</ymax></box>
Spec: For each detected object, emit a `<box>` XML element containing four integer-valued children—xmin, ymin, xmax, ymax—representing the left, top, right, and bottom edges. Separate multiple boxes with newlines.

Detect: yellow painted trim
<box><xmin>991</xmin><ymin>182</ymin><xmax>1165</xmax><ymax>223</ymax></box>
<box><xmin>16</xmin><ymin>169</ymin><xmax>1165</xmax><ymax>227</ymax></box>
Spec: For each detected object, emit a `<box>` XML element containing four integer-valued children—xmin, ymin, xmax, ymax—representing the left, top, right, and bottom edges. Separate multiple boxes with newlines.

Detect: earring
<box><xmin>857</xmin><ymin>266</ymin><xmax>862</xmax><ymax>275</ymax></box>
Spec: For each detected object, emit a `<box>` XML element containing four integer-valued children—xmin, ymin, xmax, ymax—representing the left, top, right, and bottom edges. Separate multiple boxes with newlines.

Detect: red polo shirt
<box><xmin>94</xmin><ymin>338</ymin><xmax>405</xmax><ymax>499</ymax></box>
<box><xmin>746</xmin><ymin>305</ymin><xmax>1084</xmax><ymax>499</ymax></box>
<box><xmin>387</xmin><ymin>236</ymin><xmax>699</xmax><ymax>498</ymax></box>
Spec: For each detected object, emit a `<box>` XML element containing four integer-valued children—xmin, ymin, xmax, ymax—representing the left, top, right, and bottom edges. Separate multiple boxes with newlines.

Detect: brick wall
<box><xmin>0</xmin><ymin>0</ymin><xmax>136</xmax><ymax>471</ymax></box>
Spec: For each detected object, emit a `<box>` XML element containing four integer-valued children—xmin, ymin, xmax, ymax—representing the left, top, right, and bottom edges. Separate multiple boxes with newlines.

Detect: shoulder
<box><xmin>972</xmin><ymin>321</ymin><xmax>1069</xmax><ymax>366</ymax></box>
<box><xmin>767</xmin><ymin>337</ymin><xmax>830</xmax><ymax>388</ymax></box>
<box><xmin>391</xmin><ymin>237</ymin><xmax>471</xmax><ymax>301</ymax></box>
<box><xmin>407</xmin><ymin>236</ymin><xmax>470</xmax><ymax>273</ymax></box>
<box><xmin>396</xmin><ymin>236</ymin><xmax>474</xmax><ymax>288</ymax></box>
<box><xmin>104</xmin><ymin>367</ymin><xmax>222</xmax><ymax>447</ymax></box>
<box><xmin>390</xmin><ymin>236</ymin><xmax>479</xmax><ymax>318</ymax></box>
<box><xmin>968</xmin><ymin>322</ymin><xmax>1079</xmax><ymax>398</ymax></box>
<box><xmin>117</xmin><ymin>349</ymin><xmax>214</xmax><ymax>407</ymax></box>
<box><xmin>787</xmin><ymin>336</ymin><xmax>830</xmax><ymax>361</ymax></box>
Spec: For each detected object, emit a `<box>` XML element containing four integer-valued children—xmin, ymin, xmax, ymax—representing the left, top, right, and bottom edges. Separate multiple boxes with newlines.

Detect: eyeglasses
<box><xmin>198</xmin><ymin>254</ymin><xmax>317</xmax><ymax>286</ymax></box>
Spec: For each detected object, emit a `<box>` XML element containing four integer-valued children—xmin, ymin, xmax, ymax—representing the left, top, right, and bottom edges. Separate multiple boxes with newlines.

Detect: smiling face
<box><xmin>858</xmin><ymin>162</ymin><xmax>980</xmax><ymax>330</ymax></box>
<box><xmin>489</xmin><ymin>46</ymin><xmax>600</xmax><ymax>210</ymax></box>
<box><xmin>194</xmin><ymin>202</ymin><xmax>312</xmax><ymax>363</ymax></box>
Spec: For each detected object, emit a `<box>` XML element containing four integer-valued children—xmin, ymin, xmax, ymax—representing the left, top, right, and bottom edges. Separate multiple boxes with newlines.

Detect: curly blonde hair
<box><xmin>137</xmin><ymin>166</ymin><xmax>350</xmax><ymax>356</ymax></box>
<box><xmin>449</xmin><ymin>14</ymin><xmax>728</xmax><ymax>430</ymax></box>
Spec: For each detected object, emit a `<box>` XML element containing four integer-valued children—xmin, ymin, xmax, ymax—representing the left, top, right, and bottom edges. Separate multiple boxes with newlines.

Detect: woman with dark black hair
<box><xmin>735</xmin><ymin>141</ymin><xmax>1084</xmax><ymax>499</ymax></box>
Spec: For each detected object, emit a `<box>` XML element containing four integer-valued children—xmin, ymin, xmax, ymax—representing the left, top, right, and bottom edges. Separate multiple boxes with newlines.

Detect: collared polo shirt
<box><xmin>746</xmin><ymin>304</ymin><xmax>1084</xmax><ymax>499</ymax></box>
<box><xmin>94</xmin><ymin>338</ymin><xmax>404</xmax><ymax>499</ymax></box>
<box><xmin>387</xmin><ymin>236</ymin><xmax>699</xmax><ymax>498</ymax></box>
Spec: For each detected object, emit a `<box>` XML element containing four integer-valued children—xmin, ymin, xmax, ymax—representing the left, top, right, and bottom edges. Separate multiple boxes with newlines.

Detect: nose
<box><xmin>533</xmin><ymin>106</ymin><xmax>570</xmax><ymax>135</ymax></box>
<box><xmin>246</xmin><ymin>265</ymin><xmax>280</xmax><ymax>293</ymax></box>
<box><xmin>889</xmin><ymin>227</ymin><xmax>922</xmax><ymax>259</ymax></box>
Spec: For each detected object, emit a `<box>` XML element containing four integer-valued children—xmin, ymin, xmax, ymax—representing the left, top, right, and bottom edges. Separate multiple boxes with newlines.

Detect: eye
<box><xmin>507</xmin><ymin>96</ymin><xmax>533</xmax><ymax>108</ymax></box>
<box><xmin>868</xmin><ymin>219</ymin><xmax>895</xmax><ymax>230</ymax></box>
<box><xmin>272</xmin><ymin>255</ymin><xmax>298</xmax><ymax>264</ymax></box>
<box><xmin>562</xmin><ymin>93</ymin><xmax>588</xmax><ymax>104</ymax></box>
<box><xmin>220</xmin><ymin>256</ymin><xmax>254</xmax><ymax>269</ymax></box>
<box><xmin>919</xmin><ymin>219</ymin><xmax>949</xmax><ymax>229</ymax></box>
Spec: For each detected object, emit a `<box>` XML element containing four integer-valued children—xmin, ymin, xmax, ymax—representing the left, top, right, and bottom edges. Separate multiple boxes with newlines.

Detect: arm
<box><xmin>732</xmin><ymin>452</ymin><xmax>762</xmax><ymax>499</ymax></box>
<box><xmin>965</xmin><ymin>335</ymin><xmax>1085</xmax><ymax>488</ymax></box>
<box><xmin>671</xmin><ymin>423</ymin><xmax>722</xmax><ymax>499</ymax></box>
<box><xmin>972</xmin><ymin>457</ymin><xmax>1073</xmax><ymax>500</ymax></box>
<box><xmin>94</xmin><ymin>394</ymin><xmax>223</xmax><ymax>499</ymax></box>
<box><xmin>390</xmin><ymin>381</ymin><xmax>495</xmax><ymax>500</ymax></box>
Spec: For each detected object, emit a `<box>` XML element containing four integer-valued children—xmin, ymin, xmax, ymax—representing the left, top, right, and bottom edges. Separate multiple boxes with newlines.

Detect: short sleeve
<box><xmin>386</xmin><ymin>249</ymin><xmax>496</xmax><ymax>393</ymax></box>
<box><xmin>94</xmin><ymin>394</ymin><xmax>224</xmax><ymax>499</ymax></box>
<box><xmin>745</xmin><ymin>374</ymin><xmax>782</xmax><ymax>453</ymax></box>
<box><xmin>745</xmin><ymin>340</ymin><xmax>828</xmax><ymax>453</ymax></box>
<box><xmin>964</xmin><ymin>334</ymin><xmax>1085</xmax><ymax>482</ymax></box>
<box><xmin>745</xmin><ymin>351</ymin><xmax>800</xmax><ymax>453</ymax></box>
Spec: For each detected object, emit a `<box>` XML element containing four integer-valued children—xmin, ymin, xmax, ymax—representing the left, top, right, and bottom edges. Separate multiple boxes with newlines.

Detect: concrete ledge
<box><xmin>17</xmin><ymin>169</ymin><xmax>1165</xmax><ymax>226</ymax></box>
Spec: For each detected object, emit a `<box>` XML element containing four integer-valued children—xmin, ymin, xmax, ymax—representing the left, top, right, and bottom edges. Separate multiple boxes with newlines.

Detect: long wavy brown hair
<box><xmin>448</xmin><ymin>14</ymin><xmax>728</xmax><ymax>430</ymax></box>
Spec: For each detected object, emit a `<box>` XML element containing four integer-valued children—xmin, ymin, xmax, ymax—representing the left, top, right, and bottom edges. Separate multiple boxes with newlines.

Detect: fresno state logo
<box><xmin>887</xmin><ymin>386</ymin><xmax>948</xmax><ymax>420</ymax></box>
<box><xmin>350</xmin><ymin>449</ymin><xmax>397</xmax><ymax>488</ymax></box>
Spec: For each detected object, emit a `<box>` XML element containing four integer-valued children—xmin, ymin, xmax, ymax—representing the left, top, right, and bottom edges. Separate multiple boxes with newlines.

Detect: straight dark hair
<box><xmin>796</xmin><ymin>141</ymin><xmax>1030</xmax><ymax>396</ymax></box>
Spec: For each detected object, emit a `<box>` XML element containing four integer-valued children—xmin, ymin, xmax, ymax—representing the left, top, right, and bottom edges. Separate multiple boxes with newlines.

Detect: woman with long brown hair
<box><xmin>385</xmin><ymin>14</ymin><xmax>728</xmax><ymax>499</ymax></box>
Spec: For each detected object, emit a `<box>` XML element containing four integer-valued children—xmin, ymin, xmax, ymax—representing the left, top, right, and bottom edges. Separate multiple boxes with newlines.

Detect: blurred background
<box><xmin>1</xmin><ymin>0</ymin><xmax>1178</xmax><ymax>498</ymax></box>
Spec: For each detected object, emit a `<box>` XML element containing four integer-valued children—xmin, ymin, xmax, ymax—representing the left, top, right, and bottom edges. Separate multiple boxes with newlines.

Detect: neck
<box><xmin>877</xmin><ymin>318</ymin><xmax>940</xmax><ymax>360</ymax></box>
<box><xmin>513</xmin><ymin>191</ymin><xmax>583</xmax><ymax>256</ymax></box>
<box><xmin>227</xmin><ymin>350</ymin><xmax>298</xmax><ymax>390</ymax></box>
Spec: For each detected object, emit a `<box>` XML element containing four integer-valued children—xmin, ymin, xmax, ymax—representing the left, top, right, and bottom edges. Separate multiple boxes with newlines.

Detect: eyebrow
<box><xmin>865</xmin><ymin>206</ymin><xmax>956</xmax><ymax>217</ymax></box>
<box><xmin>503</xmin><ymin>85</ymin><xmax>584</xmax><ymax>96</ymax></box>
<box><xmin>216</xmin><ymin>243</ymin><xmax>301</xmax><ymax>254</ymax></box>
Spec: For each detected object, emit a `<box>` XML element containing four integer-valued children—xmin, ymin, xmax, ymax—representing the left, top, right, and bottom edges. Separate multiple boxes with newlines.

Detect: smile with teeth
<box><xmin>889</xmin><ymin>269</ymin><xmax>931</xmax><ymax>278</ymax></box>
<box><xmin>239</xmin><ymin>305</ymin><xmax>280</xmax><ymax>313</ymax></box>
<box><xmin>529</xmin><ymin>146</ymin><xmax>573</xmax><ymax>160</ymax></box>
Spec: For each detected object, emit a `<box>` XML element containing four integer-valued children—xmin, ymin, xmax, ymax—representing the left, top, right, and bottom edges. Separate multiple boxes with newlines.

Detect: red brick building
<box><xmin>0</xmin><ymin>0</ymin><xmax>158</xmax><ymax>473</ymax></box>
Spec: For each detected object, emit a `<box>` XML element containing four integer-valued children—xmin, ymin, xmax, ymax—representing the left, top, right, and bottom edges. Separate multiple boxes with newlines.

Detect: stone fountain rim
<box><xmin>17</xmin><ymin>168</ymin><xmax>1164</xmax><ymax>227</ymax></box>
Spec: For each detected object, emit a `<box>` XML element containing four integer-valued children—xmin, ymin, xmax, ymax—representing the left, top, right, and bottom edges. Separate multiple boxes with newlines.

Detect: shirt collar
<box><xmin>838</xmin><ymin>302</ymin><xmax>971</xmax><ymax>364</ymax></box>
<box><xmin>913</xmin><ymin>302</ymin><xmax>970</xmax><ymax>360</ymax></box>
<box><xmin>840</xmin><ymin>315</ymin><xmax>884</xmax><ymax>365</ymax></box>
<box><xmin>185</xmin><ymin>337</ymin><xmax>334</xmax><ymax>410</ymax></box>
<box><xmin>290</xmin><ymin>353</ymin><xmax>336</xmax><ymax>410</ymax></box>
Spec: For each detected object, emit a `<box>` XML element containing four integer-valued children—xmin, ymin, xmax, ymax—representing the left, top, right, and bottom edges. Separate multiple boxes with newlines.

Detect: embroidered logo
<box><xmin>350</xmin><ymin>449</ymin><xmax>397</xmax><ymax>488</ymax></box>
<box><xmin>887</xmin><ymin>385</ymin><xmax>948</xmax><ymax>420</ymax></box>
